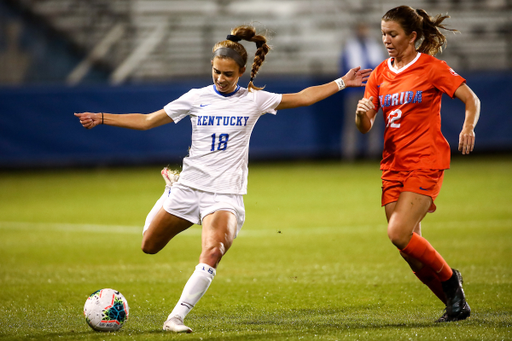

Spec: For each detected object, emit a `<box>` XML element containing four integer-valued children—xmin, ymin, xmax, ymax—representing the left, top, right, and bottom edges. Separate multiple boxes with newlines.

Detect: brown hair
<box><xmin>382</xmin><ymin>5</ymin><xmax>458</xmax><ymax>56</ymax></box>
<box><xmin>212</xmin><ymin>25</ymin><xmax>271</xmax><ymax>91</ymax></box>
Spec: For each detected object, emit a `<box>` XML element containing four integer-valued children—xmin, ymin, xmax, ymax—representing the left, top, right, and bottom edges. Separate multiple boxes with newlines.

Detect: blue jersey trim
<box><xmin>213</xmin><ymin>84</ymin><xmax>241</xmax><ymax>97</ymax></box>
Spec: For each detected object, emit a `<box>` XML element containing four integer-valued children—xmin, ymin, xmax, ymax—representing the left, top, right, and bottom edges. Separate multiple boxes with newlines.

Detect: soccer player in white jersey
<box><xmin>75</xmin><ymin>25</ymin><xmax>371</xmax><ymax>333</ymax></box>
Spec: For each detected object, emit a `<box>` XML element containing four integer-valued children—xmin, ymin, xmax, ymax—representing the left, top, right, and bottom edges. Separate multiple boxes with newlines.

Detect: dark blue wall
<box><xmin>1</xmin><ymin>73</ymin><xmax>510</xmax><ymax>169</ymax></box>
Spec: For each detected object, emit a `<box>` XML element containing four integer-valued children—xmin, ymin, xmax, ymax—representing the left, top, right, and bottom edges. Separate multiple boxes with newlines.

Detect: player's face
<box><xmin>381</xmin><ymin>20</ymin><xmax>417</xmax><ymax>59</ymax></box>
<box><xmin>211</xmin><ymin>57</ymin><xmax>245</xmax><ymax>94</ymax></box>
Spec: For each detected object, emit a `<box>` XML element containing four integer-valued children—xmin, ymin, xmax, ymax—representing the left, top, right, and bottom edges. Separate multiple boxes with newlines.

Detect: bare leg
<box><xmin>163</xmin><ymin>210</ymin><xmax>237</xmax><ymax>332</ymax></box>
<box><xmin>385</xmin><ymin>191</ymin><xmax>431</xmax><ymax>249</ymax></box>
<box><xmin>141</xmin><ymin>207</ymin><xmax>193</xmax><ymax>254</ymax></box>
<box><xmin>200</xmin><ymin>210</ymin><xmax>238</xmax><ymax>268</ymax></box>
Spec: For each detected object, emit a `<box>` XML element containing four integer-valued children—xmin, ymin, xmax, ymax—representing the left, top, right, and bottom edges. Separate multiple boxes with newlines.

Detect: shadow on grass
<box><xmin>7</xmin><ymin>310</ymin><xmax>509</xmax><ymax>341</ymax></box>
<box><xmin>234</xmin><ymin>307</ymin><xmax>440</xmax><ymax>329</ymax></box>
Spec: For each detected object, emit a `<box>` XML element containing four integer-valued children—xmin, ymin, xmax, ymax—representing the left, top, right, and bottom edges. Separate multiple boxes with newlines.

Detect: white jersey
<box><xmin>164</xmin><ymin>85</ymin><xmax>282</xmax><ymax>195</ymax></box>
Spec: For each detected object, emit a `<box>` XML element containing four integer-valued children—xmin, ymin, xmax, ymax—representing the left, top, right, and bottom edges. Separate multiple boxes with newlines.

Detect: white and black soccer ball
<box><xmin>83</xmin><ymin>288</ymin><xmax>129</xmax><ymax>332</ymax></box>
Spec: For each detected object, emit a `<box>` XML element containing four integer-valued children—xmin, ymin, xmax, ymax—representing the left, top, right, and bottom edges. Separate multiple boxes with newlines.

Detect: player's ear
<box><xmin>239</xmin><ymin>66</ymin><xmax>246</xmax><ymax>76</ymax></box>
<box><xmin>409</xmin><ymin>31</ymin><xmax>417</xmax><ymax>45</ymax></box>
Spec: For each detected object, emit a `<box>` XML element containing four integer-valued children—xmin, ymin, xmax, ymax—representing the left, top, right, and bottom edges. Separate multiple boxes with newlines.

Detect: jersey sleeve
<box><xmin>364</xmin><ymin>64</ymin><xmax>382</xmax><ymax>111</ymax></box>
<box><xmin>254</xmin><ymin>90</ymin><xmax>282</xmax><ymax>115</ymax></box>
<box><xmin>163</xmin><ymin>89</ymin><xmax>201</xmax><ymax>123</ymax></box>
<box><xmin>430</xmin><ymin>60</ymin><xmax>466</xmax><ymax>98</ymax></box>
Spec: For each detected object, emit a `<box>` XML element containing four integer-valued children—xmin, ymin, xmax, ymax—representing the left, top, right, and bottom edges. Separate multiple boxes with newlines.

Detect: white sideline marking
<box><xmin>0</xmin><ymin>221</ymin><xmax>143</xmax><ymax>234</ymax></box>
<box><xmin>0</xmin><ymin>219</ymin><xmax>510</xmax><ymax>237</ymax></box>
<box><xmin>0</xmin><ymin>221</ymin><xmax>202</xmax><ymax>236</ymax></box>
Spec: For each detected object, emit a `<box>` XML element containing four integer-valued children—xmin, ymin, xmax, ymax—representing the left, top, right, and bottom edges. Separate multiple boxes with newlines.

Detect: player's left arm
<box><xmin>276</xmin><ymin>66</ymin><xmax>372</xmax><ymax>110</ymax></box>
<box><xmin>454</xmin><ymin>83</ymin><xmax>481</xmax><ymax>155</ymax></box>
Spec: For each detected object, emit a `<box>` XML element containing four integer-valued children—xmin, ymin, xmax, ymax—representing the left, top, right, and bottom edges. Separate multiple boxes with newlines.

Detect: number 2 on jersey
<box><xmin>387</xmin><ymin>109</ymin><xmax>402</xmax><ymax>128</ymax></box>
<box><xmin>210</xmin><ymin>133</ymin><xmax>229</xmax><ymax>151</ymax></box>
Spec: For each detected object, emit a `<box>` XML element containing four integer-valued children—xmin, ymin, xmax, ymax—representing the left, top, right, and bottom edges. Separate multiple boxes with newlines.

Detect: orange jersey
<box><xmin>365</xmin><ymin>53</ymin><xmax>466</xmax><ymax>170</ymax></box>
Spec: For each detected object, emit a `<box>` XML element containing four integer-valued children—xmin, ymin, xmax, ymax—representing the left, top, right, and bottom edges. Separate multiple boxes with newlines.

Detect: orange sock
<box><xmin>414</xmin><ymin>266</ymin><xmax>447</xmax><ymax>304</ymax></box>
<box><xmin>401</xmin><ymin>233</ymin><xmax>453</xmax><ymax>282</ymax></box>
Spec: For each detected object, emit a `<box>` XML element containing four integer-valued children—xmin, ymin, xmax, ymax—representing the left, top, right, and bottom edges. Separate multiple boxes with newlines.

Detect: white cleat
<box><xmin>162</xmin><ymin>316</ymin><xmax>193</xmax><ymax>333</ymax></box>
<box><xmin>161</xmin><ymin>167</ymin><xmax>180</xmax><ymax>187</ymax></box>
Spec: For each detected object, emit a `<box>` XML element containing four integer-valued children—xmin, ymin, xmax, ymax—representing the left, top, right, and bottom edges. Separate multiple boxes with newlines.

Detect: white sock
<box><xmin>168</xmin><ymin>263</ymin><xmax>216</xmax><ymax>320</ymax></box>
<box><xmin>142</xmin><ymin>187</ymin><xmax>171</xmax><ymax>234</ymax></box>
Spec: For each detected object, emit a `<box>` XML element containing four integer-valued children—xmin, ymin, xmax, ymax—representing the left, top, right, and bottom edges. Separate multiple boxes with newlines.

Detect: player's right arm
<box><xmin>355</xmin><ymin>96</ymin><xmax>377</xmax><ymax>134</ymax></box>
<box><xmin>74</xmin><ymin>109</ymin><xmax>173</xmax><ymax>130</ymax></box>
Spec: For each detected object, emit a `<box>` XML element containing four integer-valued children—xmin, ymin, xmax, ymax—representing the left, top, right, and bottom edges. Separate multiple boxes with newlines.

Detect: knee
<box><xmin>200</xmin><ymin>245</ymin><xmax>225</xmax><ymax>268</ymax></box>
<box><xmin>141</xmin><ymin>240</ymin><xmax>161</xmax><ymax>255</ymax></box>
<box><xmin>387</xmin><ymin>225</ymin><xmax>412</xmax><ymax>250</ymax></box>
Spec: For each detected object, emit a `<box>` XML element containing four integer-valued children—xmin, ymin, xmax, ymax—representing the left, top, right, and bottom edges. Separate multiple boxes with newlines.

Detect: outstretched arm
<box><xmin>454</xmin><ymin>83</ymin><xmax>480</xmax><ymax>155</ymax></box>
<box><xmin>74</xmin><ymin>109</ymin><xmax>173</xmax><ymax>130</ymax></box>
<box><xmin>276</xmin><ymin>66</ymin><xmax>372</xmax><ymax>110</ymax></box>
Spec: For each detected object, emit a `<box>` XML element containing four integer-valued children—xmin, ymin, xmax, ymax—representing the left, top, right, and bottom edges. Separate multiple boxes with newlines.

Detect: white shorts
<box><xmin>143</xmin><ymin>183</ymin><xmax>245</xmax><ymax>237</ymax></box>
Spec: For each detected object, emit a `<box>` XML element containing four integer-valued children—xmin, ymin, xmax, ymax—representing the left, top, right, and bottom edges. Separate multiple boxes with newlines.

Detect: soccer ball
<box><xmin>83</xmin><ymin>288</ymin><xmax>129</xmax><ymax>332</ymax></box>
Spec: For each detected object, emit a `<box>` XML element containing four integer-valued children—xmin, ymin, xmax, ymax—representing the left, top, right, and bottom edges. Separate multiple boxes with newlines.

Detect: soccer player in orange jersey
<box><xmin>355</xmin><ymin>6</ymin><xmax>480</xmax><ymax>322</ymax></box>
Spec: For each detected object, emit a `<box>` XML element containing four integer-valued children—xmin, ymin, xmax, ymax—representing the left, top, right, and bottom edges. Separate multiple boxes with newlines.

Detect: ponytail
<box><xmin>415</xmin><ymin>9</ymin><xmax>458</xmax><ymax>55</ymax></box>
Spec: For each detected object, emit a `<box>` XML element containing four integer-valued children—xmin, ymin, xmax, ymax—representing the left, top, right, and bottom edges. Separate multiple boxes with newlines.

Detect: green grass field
<box><xmin>1</xmin><ymin>155</ymin><xmax>511</xmax><ymax>341</ymax></box>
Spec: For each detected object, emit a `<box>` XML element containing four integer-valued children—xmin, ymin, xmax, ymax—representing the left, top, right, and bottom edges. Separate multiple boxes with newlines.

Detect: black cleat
<box><xmin>436</xmin><ymin>301</ymin><xmax>471</xmax><ymax>322</ymax></box>
<box><xmin>436</xmin><ymin>310</ymin><xmax>448</xmax><ymax>323</ymax></box>
<box><xmin>438</xmin><ymin>269</ymin><xmax>471</xmax><ymax>322</ymax></box>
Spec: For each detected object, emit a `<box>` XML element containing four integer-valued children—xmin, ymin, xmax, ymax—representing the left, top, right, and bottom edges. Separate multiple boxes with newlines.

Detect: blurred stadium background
<box><xmin>0</xmin><ymin>0</ymin><xmax>511</xmax><ymax>168</ymax></box>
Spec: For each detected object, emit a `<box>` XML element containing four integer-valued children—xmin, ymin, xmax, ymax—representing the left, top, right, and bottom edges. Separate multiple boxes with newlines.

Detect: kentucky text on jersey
<box><xmin>379</xmin><ymin>90</ymin><xmax>423</xmax><ymax>108</ymax></box>
<box><xmin>197</xmin><ymin>115</ymin><xmax>250</xmax><ymax>126</ymax></box>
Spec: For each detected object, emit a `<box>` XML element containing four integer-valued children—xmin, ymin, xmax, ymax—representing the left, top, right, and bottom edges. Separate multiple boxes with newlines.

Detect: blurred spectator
<box><xmin>0</xmin><ymin>20</ymin><xmax>31</xmax><ymax>85</ymax></box>
<box><xmin>340</xmin><ymin>22</ymin><xmax>384</xmax><ymax>160</ymax></box>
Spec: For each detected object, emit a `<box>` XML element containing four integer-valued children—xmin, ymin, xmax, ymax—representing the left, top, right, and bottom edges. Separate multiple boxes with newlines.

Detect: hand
<box><xmin>458</xmin><ymin>126</ymin><xmax>475</xmax><ymax>155</ymax></box>
<box><xmin>356</xmin><ymin>96</ymin><xmax>375</xmax><ymax>117</ymax></box>
<box><xmin>74</xmin><ymin>112</ymin><xmax>102</xmax><ymax>129</ymax></box>
<box><xmin>343</xmin><ymin>66</ymin><xmax>373</xmax><ymax>87</ymax></box>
